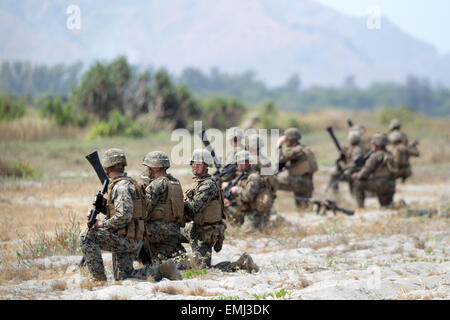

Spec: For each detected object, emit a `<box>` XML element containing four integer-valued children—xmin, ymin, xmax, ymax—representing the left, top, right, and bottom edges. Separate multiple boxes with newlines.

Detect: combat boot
<box><xmin>159</xmin><ymin>260</ymin><xmax>182</xmax><ymax>280</ymax></box>
<box><xmin>236</xmin><ymin>252</ymin><xmax>259</xmax><ymax>273</ymax></box>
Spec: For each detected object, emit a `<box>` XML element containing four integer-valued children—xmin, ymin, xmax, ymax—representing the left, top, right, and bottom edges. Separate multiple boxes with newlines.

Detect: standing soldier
<box><xmin>352</xmin><ymin>134</ymin><xmax>398</xmax><ymax>208</ymax></box>
<box><xmin>388</xmin><ymin>118</ymin><xmax>408</xmax><ymax>145</ymax></box>
<box><xmin>80</xmin><ymin>148</ymin><xmax>181</xmax><ymax>282</ymax></box>
<box><xmin>387</xmin><ymin>131</ymin><xmax>420</xmax><ymax>183</ymax></box>
<box><xmin>277</xmin><ymin>128</ymin><xmax>318</xmax><ymax>208</ymax></box>
<box><xmin>140</xmin><ymin>151</ymin><xmax>188</xmax><ymax>266</ymax></box>
<box><xmin>226</xmin><ymin>150</ymin><xmax>275</xmax><ymax>232</ymax></box>
<box><xmin>182</xmin><ymin>149</ymin><xmax>259</xmax><ymax>273</ymax></box>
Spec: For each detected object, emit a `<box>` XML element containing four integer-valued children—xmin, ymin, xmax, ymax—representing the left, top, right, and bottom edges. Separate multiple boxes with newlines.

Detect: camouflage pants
<box><xmin>277</xmin><ymin>175</ymin><xmax>313</xmax><ymax>207</ymax></box>
<box><xmin>141</xmin><ymin>220</ymin><xmax>187</xmax><ymax>266</ymax></box>
<box><xmin>224</xmin><ymin>204</ymin><xmax>245</xmax><ymax>226</ymax></box>
<box><xmin>327</xmin><ymin>166</ymin><xmax>354</xmax><ymax>193</ymax></box>
<box><xmin>172</xmin><ymin>224</ymin><xmax>238</xmax><ymax>273</ymax></box>
<box><xmin>396</xmin><ymin>165</ymin><xmax>412</xmax><ymax>183</ymax></box>
<box><xmin>80</xmin><ymin>228</ymin><xmax>161</xmax><ymax>281</ymax></box>
<box><xmin>241</xmin><ymin>210</ymin><xmax>270</xmax><ymax>232</ymax></box>
<box><xmin>353</xmin><ymin>177</ymin><xmax>396</xmax><ymax>208</ymax></box>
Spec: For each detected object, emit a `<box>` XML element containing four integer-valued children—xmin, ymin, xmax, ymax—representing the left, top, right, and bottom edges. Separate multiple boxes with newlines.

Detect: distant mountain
<box><xmin>1</xmin><ymin>0</ymin><xmax>449</xmax><ymax>87</ymax></box>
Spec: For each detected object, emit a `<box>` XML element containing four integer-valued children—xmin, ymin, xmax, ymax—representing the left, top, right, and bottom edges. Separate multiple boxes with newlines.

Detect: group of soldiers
<box><xmin>327</xmin><ymin>118</ymin><xmax>420</xmax><ymax>208</ymax></box>
<box><xmin>79</xmin><ymin>118</ymin><xmax>419</xmax><ymax>283</ymax></box>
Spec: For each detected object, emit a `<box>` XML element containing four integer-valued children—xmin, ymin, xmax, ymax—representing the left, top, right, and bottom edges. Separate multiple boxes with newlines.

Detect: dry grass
<box><xmin>152</xmin><ymin>284</ymin><xmax>220</xmax><ymax>297</ymax></box>
<box><xmin>152</xmin><ymin>284</ymin><xmax>183</xmax><ymax>295</ymax></box>
<box><xmin>80</xmin><ymin>280</ymin><xmax>106</xmax><ymax>291</ymax></box>
<box><xmin>0</xmin><ymin>265</ymin><xmax>36</xmax><ymax>282</ymax></box>
<box><xmin>0</xmin><ymin>111</ymin><xmax>84</xmax><ymax>142</ymax></box>
<box><xmin>51</xmin><ymin>280</ymin><xmax>68</xmax><ymax>291</ymax></box>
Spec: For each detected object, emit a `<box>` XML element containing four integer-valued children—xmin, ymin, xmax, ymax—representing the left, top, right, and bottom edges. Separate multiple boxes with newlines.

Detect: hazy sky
<box><xmin>314</xmin><ymin>0</ymin><xmax>450</xmax><ymax>55</ymax></box>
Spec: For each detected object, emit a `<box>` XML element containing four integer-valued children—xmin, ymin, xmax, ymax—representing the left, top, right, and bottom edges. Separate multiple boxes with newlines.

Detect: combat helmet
<box><xmin>142</xmin><ymin>151</ymin><xmax>170</xmax><ymax>168</ymax></box>
<box><xmin>190</xmin><ymin>149</ymin><xmax>214</xmax><ymax>166</ymax></box>
<box><xmin>102</xmin><ymin>148</ymin><xmax>127</xmax><ymax>168</ymax></box>
<box><xmin>235</xmin><ymin>150</ymin><xmax>252</xmax><ymax>163</ymax></box>
<box><xmin>247</xmin><ymin>134</ymin><xmax>264</xmax><ymax>150</ymax></box>
<box><xmin>389</xmin><ymin>118</ymin><xmax>402</xmax><ymax>131</ymax></box>
<box><xmin>284</xmin><ymin>128</ymin><xmax>301</xmax><ymax>141</ymax></box>
<box><xmin>227</xmin><ymin>127</ymin><xmax>244</xmax><ymax>143</ymax></box>
<box><xmin>371</xmin><ymin>133</ymin><xmax>389</xmax><ymax>147</ymax></box>
<box><xmin>348</xmin><ymin>131</ymin><xmax>361</xmax><ymax>145</ymax></box>
<box><xmin>388</xmin><ymin>131</ymin><xmax>403</xmax><ymax>144</ymax></box>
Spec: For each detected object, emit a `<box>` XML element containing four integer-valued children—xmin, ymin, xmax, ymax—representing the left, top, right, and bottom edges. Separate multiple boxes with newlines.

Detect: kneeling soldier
<box><xmin>182</xmin><ymin>149</ymin><xmax>259</xmax><ymax>273</ymax></box>
<box><xmin>80</xmin><ymin>148</ymin><xmax>181</xmax><ymax>282</ymax></box>
<box><xmin>352</xmin><ymin>134</ymin><xmax>398</xmax><ymax>208</ymax></box>
<box><xmin>140</xmin><ymin>151</ymin><xmax>188</xmax><ymax>265</ymax></box>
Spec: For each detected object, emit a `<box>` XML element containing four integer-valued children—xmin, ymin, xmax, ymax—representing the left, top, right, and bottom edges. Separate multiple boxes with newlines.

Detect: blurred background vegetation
<box><xmin>0</xmin><ymin>56</ymin><xmax>449</xmax><ymax>180</ymax></box>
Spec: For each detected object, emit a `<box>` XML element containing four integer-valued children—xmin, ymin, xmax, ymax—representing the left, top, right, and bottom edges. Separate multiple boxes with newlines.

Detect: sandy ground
<box><xmin>0</xmin><ymin>166</ymin><xmax>449</xmax><ymax>300</ymax></box>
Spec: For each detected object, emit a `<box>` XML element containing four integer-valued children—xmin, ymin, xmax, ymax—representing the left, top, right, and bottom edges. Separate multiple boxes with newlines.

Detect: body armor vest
<box><xmin>188</xmin><ymin>177</ymin><xmax>224</xmax><ymax>226</ymax></box>
<box><xmin>105</xmin><ymin>176</ymin><xmax>145</xmax><ymax>241</ymax></box>
<box><xmin>288</xmin><ymin>145</ymin><xmax>318</xmax><ymax>176</ymax></box>
<box><xmin>148</xmin><ymin>176</ymin><xmax>185</xmax><ymax>227</ymax></box>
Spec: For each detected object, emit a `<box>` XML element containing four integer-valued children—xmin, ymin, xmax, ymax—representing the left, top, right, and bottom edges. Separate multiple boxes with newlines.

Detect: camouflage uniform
<box><xmin>179</xmin><ymin>149</ymin><xmax>259</xmax><ymax>273</ymax></box>
<box><xmin>328</xmin><ymin>131</ymin><xmax>365</xmax><ymax>193</ymax></box>
<box><xmin>277</xmin><ymin>128</ymin><xmax>317</xmax><ymax>207</ymax></box>
<box><xmin>225</xmin><ymin>127</ymin><xmax>245</xmax><ymax>164</ymax></box>
<box><xmin>143</xmin><ymin>174</ymin><xmax>187</xmax><ymax>265</ymax></box>
<box><xmin>388</xmin><ymin>118</ymin><xmax>409</xmax><ymax>145</ymax></box>
<box><xmin>353</xmin><ymin>134</ymin><xmax>397</xmax><ymax>208</ymax></box>
<box><xmin>80</xmin><ymin>149</ymin><xmax>180</xmax><ymax>282</ymax></box>
<box><xmin>387</xmin><ymin>131</ymin><xmax>420</xmax><ymax>182</ymax></box>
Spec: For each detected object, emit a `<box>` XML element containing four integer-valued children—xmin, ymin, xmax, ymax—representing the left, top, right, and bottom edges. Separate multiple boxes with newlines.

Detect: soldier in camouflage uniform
<box><xmin>349</xmin><ymin>124</ymin><xmax>371</xmax><ymax>154</ymax></box>
<box><xmin>225</xmin><ymin>127</ymin><xmax>245</xmax><ymax>164</ymax></box>
<box><xmin>140</xmin><ymin>151</ymin><xmax>188</xmax><ymax>266</ymax></box>
<box><xmin>246</xmin><ymin>134</ymin><xmax>272</xmax><ymax>173</ymax></box>
<box><xmin>180</xmin><ymin>149</ymin><xmax>259</xmax><ymax>273</ymax></box>
<box><xmin>79</xmin><ymin>148</ymin><xmax>182</xmax><ymax>282</ymax></box>
<box><xmin>225</xmin><ymin>150</ymin><xmax>275</xmax><ymax>232</ymax></box>
<box><xmin>388</xmin><ymin>118</ymin><xmax>409</xmax><ymax>145</ymax></box>
<box><xmin>327</xmin><ymin>130</ymin><xmax>365</xmax><ymax>193</ymax></box>
<box><xmin>387</xmin><ymin>131</ymin><xmax>420</xmax><ymax>183</ymax></box>
<box><xmin>352</xmin><ymin>134</ymin><xmax>398</xmax><ymax>208</ymax></box>
<box><xmin>277</xmin><ymin>128</ymin><xmax>318</xmax><ymax>208</ymax></box>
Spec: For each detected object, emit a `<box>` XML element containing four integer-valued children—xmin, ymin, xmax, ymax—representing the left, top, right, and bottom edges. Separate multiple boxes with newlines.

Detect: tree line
<box><xmin>1</xmin><ymin>59</ymin><xmax>449</xmax><ymax>117</ymax></box>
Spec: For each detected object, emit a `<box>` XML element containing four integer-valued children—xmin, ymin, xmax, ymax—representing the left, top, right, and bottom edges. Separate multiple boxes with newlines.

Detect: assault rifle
<box><xmin>223</xmin><ymin>172</ymin><xmax>247</xmax><ymax>198</ymax></box>
<box><xmin>79</xmin><ymin>151</ymin><xmax>110</xmax><ymax>267</ymax></box>
<box><xmin>295</xmin><ymin>197</ymin><xmax>354</xmax><ymax>216</ymax></box>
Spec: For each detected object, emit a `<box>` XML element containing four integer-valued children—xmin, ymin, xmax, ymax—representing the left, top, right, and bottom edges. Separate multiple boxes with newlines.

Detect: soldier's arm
<box><xmin>144</xmin><ymin>178</ymin><xmax>168</xmax><ymax>213</ymax></box>
<box><xmin>356</xmin><ymin>153</ymin><xmax>382</xmax><ymax>180</ymax></box>
<box><xmin>408</xmin><ymin>145</ymin><xmax>420</xmax><ymax>157</ymax></box>
<box><xmin>184</xmin><ymin>179</ymin><xmax>218</xmax><ymax>217</ymax></box>
<box><xmin>279</xmin><ymin>146</ymin><xmax>307</xmax><ymax>164</ymax></box>
<box><xmin>235</xmin><ymin>174</ymin><xmax>261</xmax><ymax>203</ymax></box>
<box><xmin>102</xmin><ymin>181</ymin><xmax>135</xmax><ymax>230</ymax></box>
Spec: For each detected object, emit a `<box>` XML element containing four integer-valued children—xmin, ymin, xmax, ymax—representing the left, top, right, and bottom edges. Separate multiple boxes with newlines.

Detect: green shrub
<box><xmin>88</xmin><ymin>109</ymin><xmax>146</xmax><ymax>139</ymax></box>
<box><xmin>38</xmin><ymin>96</ymin><xmax>89</xmax><ymax>127</ymax></box>
<box><xmin>376</xmin><ymin>107</ymin><xmax>416</xmax><ymax>125</ymax></box>
<box><xmin>200</xmin><ymin>96</ymin><xmax>246</xmax><ymax>129</ymax></box>
<box><xmin>0</xmin><ymin>159</ymin><xmax>41</xmax><ymax>179</ymax></box>
<box><xmin>0</xmin><ymin>95</ymin><xmax>26</xmax><ymax>122</ymax></box>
